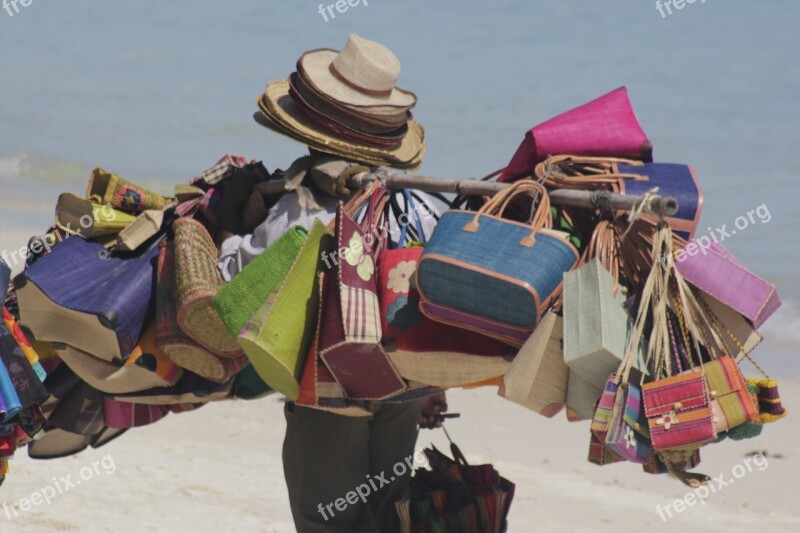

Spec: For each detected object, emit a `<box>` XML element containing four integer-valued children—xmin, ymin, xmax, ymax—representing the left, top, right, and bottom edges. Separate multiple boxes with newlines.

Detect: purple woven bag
<box><xmin>675</xmin><ymin>241</ymin><xmax>780</xmax><ymax>329</ymax></box>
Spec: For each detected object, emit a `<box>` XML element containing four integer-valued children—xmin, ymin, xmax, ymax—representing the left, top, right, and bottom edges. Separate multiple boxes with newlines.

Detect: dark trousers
<box><xmin>283</xmin><ymin>400</ymin><xmax>423</xmax><ymax>532</ymax></box>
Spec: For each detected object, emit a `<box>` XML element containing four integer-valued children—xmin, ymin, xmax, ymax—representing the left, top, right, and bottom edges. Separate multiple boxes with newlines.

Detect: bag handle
<box><xmin>462</xmin><ymin>180</ymin><xmax>553</xmax><ymax>248</ymax></box>
<box><xmin>535</xmin><ymin>155</ymin><xmax>648</xmax><ymax>190</ymax></box>
<box><xmin>582</xmin><ymin>221</ymin><xmax>622</xmax><ymax>294</ymax></box>
<box><xmin>617</xmin><ymin>222</ymin><xmax>674</xmax><ymax>384</ymax></box>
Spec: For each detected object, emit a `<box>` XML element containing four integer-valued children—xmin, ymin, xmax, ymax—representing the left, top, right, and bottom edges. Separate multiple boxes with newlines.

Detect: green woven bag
<box><xmin>563</xmin><ymin>258</ymin><xmax>643</xmax><ymax>389</ymax></box>
<box><xmin>213</xmin><ymin>226</ymin><xmax>308</xmax><ymax>337</ymax></box>
<box><xmin>238</xmin><ymin>221</ymin><xmax>335</xmax><ymax>400</ymax></box>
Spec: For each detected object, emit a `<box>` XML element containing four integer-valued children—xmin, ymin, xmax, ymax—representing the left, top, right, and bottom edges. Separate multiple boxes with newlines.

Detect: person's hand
<box><xmin>419</xmin><ymin>392</ymin><xmax>447</xmax><ymax>429</ymax></box>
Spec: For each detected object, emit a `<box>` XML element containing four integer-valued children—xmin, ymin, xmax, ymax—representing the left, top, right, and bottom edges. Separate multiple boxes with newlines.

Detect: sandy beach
<box><xmin>2</xmin><ymin>377</ymin><xmax>797</xmax><ymax>532</ymax></box>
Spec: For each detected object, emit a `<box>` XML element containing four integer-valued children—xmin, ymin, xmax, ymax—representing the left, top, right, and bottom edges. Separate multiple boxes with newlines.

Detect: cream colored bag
<box><xmin>499</xmin><ymin>311</ymin><xmax>568</xmax><ymax>417</ymax></box>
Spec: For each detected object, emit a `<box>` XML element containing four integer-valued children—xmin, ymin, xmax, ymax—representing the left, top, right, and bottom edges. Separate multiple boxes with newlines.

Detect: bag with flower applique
<box><xmin>377</xmin><ymin>191</ymin><xmax>514</xmax><ymax>389</ymax></box>
<box><xmin>317</xmin><ymin>202</ymin><xmax>407</xmax><ymax>400</ymax></box>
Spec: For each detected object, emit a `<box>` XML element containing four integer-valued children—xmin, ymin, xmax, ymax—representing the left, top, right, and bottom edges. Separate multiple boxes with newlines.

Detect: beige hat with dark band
<box><xmin>299</xmin><ymin>34</ymin><xmax>417</xmax><ymax>109</ymax></box>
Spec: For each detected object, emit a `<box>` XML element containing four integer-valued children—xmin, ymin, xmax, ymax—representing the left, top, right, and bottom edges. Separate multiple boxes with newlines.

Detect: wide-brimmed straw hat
<box><xmin>299</xmin><ymin>34</ymin><xmax>416</xmax><ymax>109</ymax></box>
<box><xmin>256</xmin><ymin>81</ymin><xmax>425</xmax><ymax>169</ymax></box>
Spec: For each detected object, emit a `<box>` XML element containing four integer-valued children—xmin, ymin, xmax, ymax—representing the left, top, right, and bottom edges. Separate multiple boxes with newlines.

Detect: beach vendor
<box><xmin>217</xmin><ymin>34</ymin><xmax>448</xmax><ymax>532</ymax></box>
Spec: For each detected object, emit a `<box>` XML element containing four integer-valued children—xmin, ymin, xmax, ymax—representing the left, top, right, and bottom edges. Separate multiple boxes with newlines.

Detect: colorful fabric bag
<box><xmin>102</xmin><ymin>398</ymin><xmax>169</xmax><ymax>429</ymax></box>
<box><xmin>642</xmin><ymin>368</ymin><xmax>716</xmax><ymax>450</ymax></box>
<box><xmin>749</xmin><ymin>378</ymin><xmax>787</xmax><ymax>423</ymax></box>
<box><xmin>417</xmin><ymin>180</ymin><xmax>579</xmax><ymax>347</ymax></box>
<box><xmin>590</xmin><ymin>377</ymin><xmax>618</xmax><ymax>440</ymax></box>
<box><xmin>1</xmin><ymin>258</ymin><xmax>10</xmax><ymax>303</ymax></box>
<box><xmin>499</xmin><ymin>87</ymin><xmax>652</xmax><ymax>182</ymax></box>
<box><xmin>587</xmin><ymin>431</ymin><xmax>624</xmax><ymax>466</ymax></box>
<box><xmin>213</xmin><ymin>226</ymin><xmax>308</xmax><ymax>338</ymax></box>
<box><xmin>703</xmin><ymin>355</ymin><xmax>759</xmax><ymax>434</ymax></box>
<box><xmin>317</xmin><ymin>206</ymin><xmax>406</xmax><ymax>400</ymax></box>
<box><xmin>86</xmin><ymin>168</ymin><xmax>167</xmax><ymax>213</ymax></box>
<box><xmin>604</xmin><ymin>370</ymin><xmax>651</xmax><ymax>464</ymax></box>
<box><xmin>500</xmin><ymin>311</ymin><xmax>567</xmax><ymax>417</ymax></box>
<box><xmin>238</xmin><ymin>220</ymin><xmax>335</xmax><ymax>400</ymax></box>
<box><xmin>675</xmin><ymin>240</ymin><xmax>781</xmax><ymax>329</ymax></box>
<box><xmin>296</xmin><ymin>315</ymin><xmax>372</xmax><ymax>417</ymax></box>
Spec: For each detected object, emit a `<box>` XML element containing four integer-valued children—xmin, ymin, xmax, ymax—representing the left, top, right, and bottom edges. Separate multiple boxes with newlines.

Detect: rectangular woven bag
<box><xmin>614</xmin><ymin>162</ymin><xmax>703</xmax><ymax>240</ymax></box>
<box><xmin>563</xmin><ymin>258</ymin><xmax>643</xmax><ymax>389</ymax></box>
<box><xmin>417</xmin><ymin>181</ymin><xmax>578</xmax><ymax>346</ymax></box>
<box><xmin>643</xmin><ymin>368</ymin><xmax>717</xmax><ymax>450</ymax></box>
<box><xmin>676</xmin><ymin>240</ymin><xmax>781</xmax><ymax>329</ymax></box>
<box><xmin>703</xmin><ymin>356</ymin><xmax>759</xmax><ymax>433</ymax></box>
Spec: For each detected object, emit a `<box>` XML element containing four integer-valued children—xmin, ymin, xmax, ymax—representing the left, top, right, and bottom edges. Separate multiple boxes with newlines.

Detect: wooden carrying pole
<box><xmin>259</xmin><ymin>171</ymin><xmax>679</xmax><ymax>217</ymax></box>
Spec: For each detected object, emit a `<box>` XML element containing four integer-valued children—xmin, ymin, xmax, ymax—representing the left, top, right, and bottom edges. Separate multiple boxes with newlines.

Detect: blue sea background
<box><xmin>0</xmin><ymin>0</ymin><xmax>797</xmax><ymax>374</ymax></box>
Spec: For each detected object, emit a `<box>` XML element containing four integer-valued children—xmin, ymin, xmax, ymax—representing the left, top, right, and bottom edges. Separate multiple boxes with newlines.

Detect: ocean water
<box><xmin>0</xmin><ymin>0</ymin><xmax>797</xmax><ymax>373</ymax></box>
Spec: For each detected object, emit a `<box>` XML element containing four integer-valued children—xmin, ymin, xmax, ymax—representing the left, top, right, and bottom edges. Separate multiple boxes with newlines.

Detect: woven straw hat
<box><xmin>299</xmin><ymin>34</ymin><xmax>416</xmax><ymax>109</ymax></box>
<box><xmin>256</xmin><ymin>81</ymin><xmax>425</xmax><ymax>169</ymax></box>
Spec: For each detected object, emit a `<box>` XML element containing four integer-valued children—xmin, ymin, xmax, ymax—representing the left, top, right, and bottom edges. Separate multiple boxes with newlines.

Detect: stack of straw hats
<box><xmin>255</xmin><ymin>34</ymin><xmax>425</xmax><ymax>169</ymax></box>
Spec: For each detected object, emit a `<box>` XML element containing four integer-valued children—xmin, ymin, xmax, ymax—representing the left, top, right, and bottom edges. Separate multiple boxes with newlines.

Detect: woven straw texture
<box><xmin>173</xmin><ymin>217</ymin><xmax>241</xmax><ymax>356</ymax></box>
<box><xmin>500</xmin><ymin>312</ymin><xmax>567</xmax><ymax>417</ymax></box>
<box><xmin>238</xmin><ymin>220</ymin><xmax>334</xmax><ymax>400</ymax></box>
<box><xmin>256</xmin><ymin>82</ymin><xmax>425</xmax><ymax>169</ymax></box>
<box><xmin>563</xmin><ymin>258</ymin><xmax>641</xmax><ymax>389</ymax></box>
<box><xmin>418</xmin><ymin>211</ymin><xmax>578</xmax><ymax>330</ymax></box>
<box><xmin>214</xmin><ymin>225</ymin><xmax>308</xmax><ymax>338</ymax></box>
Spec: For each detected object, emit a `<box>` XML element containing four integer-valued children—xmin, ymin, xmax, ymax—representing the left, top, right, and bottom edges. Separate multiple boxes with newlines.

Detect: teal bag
<box><xmin>213</xmin><ymin>226</ymin><xmax>308</xmax><ymax>337</ymax></box>
<box><xmin>563</xmin><ymin>258</ymin><xmax>644</xmax><ymax>389</ymax></box>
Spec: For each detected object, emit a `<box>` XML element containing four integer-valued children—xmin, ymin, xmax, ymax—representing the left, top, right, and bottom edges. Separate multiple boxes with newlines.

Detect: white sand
<box><xmin>1</xmin><ymin>379</ymin><xmax>797</xmax><ymax>532</ymax></box>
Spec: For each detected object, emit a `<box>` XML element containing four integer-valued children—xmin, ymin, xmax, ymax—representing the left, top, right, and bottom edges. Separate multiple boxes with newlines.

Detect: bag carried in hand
<box><xmin>417</xmin><ymin>180</ymin><xmax>579</xmax><ymax>347</ymax></box>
